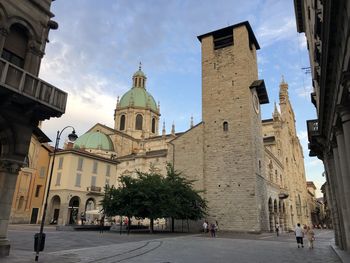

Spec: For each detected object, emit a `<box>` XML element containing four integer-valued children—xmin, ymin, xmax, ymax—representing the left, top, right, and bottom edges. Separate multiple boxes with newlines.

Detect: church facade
<box><xmin>46</xmin><ymin>21</ymin><xmax>309</xmax><ymax>232</ymax></box>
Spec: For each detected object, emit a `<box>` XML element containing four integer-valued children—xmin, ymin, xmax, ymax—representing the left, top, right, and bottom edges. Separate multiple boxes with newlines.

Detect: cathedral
<box><xmin>45</xmin><ymin>21</ymin><xmax>309</xmax><ymax>232</ymax></box>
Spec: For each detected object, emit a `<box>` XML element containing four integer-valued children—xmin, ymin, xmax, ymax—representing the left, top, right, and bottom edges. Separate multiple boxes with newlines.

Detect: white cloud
<box><xmin>295</xmin><ymin>85</ymin><xmax>313</xmax><ymax>98</ymax></box>
<box><xmin>257</xmin><ymin>17</ymin><xmax>296</xmax><ymax>47</ymax></box>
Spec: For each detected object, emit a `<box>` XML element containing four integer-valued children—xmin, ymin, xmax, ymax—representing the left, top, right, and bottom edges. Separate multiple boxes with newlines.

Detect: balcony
<box><xmin>86</xmin><ymin>186</ymin><xmax>103</xmax><ymax>196</ymax></box>
<box><xmin>307</xmin><ymin>119</ymin><xmax>322</xmax><ymax>157</ymax></box>
<box><xmin>0</xmin><ymin>58</ymin><xmax>67</xmax><ymax>118</ymax></box>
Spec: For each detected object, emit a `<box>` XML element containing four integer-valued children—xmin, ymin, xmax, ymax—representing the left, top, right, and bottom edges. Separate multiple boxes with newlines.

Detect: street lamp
<box><xmin>35</xmin><ymin>126</ymin><xmax>78</xmax><ymax>261</ymax></box>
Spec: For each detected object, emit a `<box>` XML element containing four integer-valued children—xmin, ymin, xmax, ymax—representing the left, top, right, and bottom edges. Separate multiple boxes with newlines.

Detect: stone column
<box><xmin>334</xmin><ymin>131</ymin><xmax>350</xmax><ymax>249</ymax></box>
<box><xmin>325</xmin><ymin>151</ymin><xmax>344</xmax><ymax>248</ymax></box>
<box><xmin>338</xmin><ymin>108</ymin><xmax>350</xmax><ymax>250</ymax></box>
<box><xmin>0</xmin><ymin>160</ymin><xmax>22</xmax><ymax>256</ymax></box>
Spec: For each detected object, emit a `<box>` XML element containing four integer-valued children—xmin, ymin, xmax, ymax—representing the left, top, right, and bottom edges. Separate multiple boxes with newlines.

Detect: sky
<box><xmin>40</xmin><ymin>0</ymin><xmax>325</xmax><ymax>197</ymax></box>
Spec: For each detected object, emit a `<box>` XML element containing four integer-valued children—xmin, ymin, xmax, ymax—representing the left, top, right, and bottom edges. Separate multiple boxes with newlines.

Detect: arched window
<box><xmin>151</xmin><ymin>118</ymin><xmax>156</xmax><ymax>133</ymax></box>
<box><xmin>17</xmin><ymin>196</ymin><xmax>24</xmax><ymax>210</ymax></box>
<box><xmin>2</xmin><ymin>24</ymin><xmax>29</xmax><ymax>68</ymax></box>
<box><xmin>120</xmin><ymin>115</ymin><xmax>126</xmax><ymax>130</ymax></box>
<box><xmin>135</xmin><ymin>114</ymin><xmax>143</xmax><ymax>130</ymax></box>
<box><xmin>223</xmin><ymin>121</ymin><xmax>228</xmax><ymax>131</ymax></box>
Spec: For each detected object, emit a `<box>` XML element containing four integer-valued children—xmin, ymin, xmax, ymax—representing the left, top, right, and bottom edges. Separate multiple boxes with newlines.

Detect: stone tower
<box><xmin>114</xmin><ymin>65</ymin><xmax>160</xmax><ymax>139</ymax></box>
<box><xmin>198</xmin><ymin>21</ymin><xmax>269</xmax><ymax>232</ymax></box>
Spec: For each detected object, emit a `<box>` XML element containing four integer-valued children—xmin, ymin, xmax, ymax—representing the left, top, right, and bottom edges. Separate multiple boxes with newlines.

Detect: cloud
<box><xmin>295</xmin><ymin>85</ymin><xmax>313</xmax><ymax>99</ymax></box>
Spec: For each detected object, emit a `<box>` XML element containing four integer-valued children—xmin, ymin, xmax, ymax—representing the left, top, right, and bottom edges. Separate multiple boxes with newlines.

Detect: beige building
<box><xmin>294</xmin><ymin>0</ymin><xmax>350</xmax><ymax>252</ymax></box>
<box><xmin>10</xmin><ymin>129</ymin><xmax>51</xmax><ymax>224</ymax></box>
<box><xmin>48</xmin><ymin>21</ymin><xmax>309</xmax><ymax>233</ymax></box>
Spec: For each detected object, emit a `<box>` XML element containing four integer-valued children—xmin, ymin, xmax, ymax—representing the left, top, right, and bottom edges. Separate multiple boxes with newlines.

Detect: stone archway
<box><xmin>84</xmin><ymin>198</ymin><xmax>96</xmax><ymax>224</ymax></box>
<box><xmin>274</xmin><ymin>199</ymin><xmax>278</xmax><ymax>230</ymax></box>
<box><xmin>68</xmin><ymin>196</ymin><xmax>80</xmax><ymax>225</ymax></box>
<box><xmin>278</xmin><ymin>201</ymin><xmax>284</xmax><ymax>232</ymax></box>
<box><xmin>49</xmin><ymin>195</ymin><xmax>61</xmax><ymax>224</ymax></box>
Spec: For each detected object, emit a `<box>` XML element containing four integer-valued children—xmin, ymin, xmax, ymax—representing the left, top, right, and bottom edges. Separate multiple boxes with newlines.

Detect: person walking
<box><xmin>99</xmin><ymin>215</ymin><xmax>105</xmax><ymax>234</ymax></box>
<box><xmin>203</xmin><ymin>221</ymin><xmax>208</xmax><ymax>233</ymax></box>
<box><xmin>210</xmin><ymin>223</ymin><xmax>216</xmax><ymax>238</ymax></box>
<box><xmin>275</xmin><ymin>223</ymin><xmax>280</xmax><ymax>236</ymax></box>
<box><xmin>306</xmin><ymin>226</ymin><xmax>315</xmax><ymax>249</ymax></box>
<box><xmin>295</xmin><ymin>223</ymin><xmax>304</xmax><ymax>248</ymax></box>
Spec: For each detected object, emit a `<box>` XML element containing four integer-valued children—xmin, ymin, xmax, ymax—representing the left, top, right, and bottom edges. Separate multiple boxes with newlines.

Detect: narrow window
<box><xmin>39</xmin><ymin>167</ymin><xmax>45</xmax><ymax>178</ymax></box>
<box><xmin>91</xmin><ymin>176</ymin><xmax>97</xmax><ymax>187</ymax></box>
<box><xmin>106</xmin><ymin>165</ymin><xmax>111</xmax><ymax>177</ymax></box>
<box><xmin>17</xmin><ymin>196</ymin><xmax>24</xmax><ymax>210</ymax></box>
<box><xmin>2</xmin><ymin>24</ymin><xmax>28</xmax><ymax>68</ymax></box>
<box><xmin>92</xmin><ymin>161</ymin><xmax>98</xmax><ymax>174</ymax></box>
<box><xmin>223</xmin><ymin>121</ymin><xmax>228</xmax><ymax>132</ymax></box>
<box><xmin>58</xmin><ymin>157</ymin><xmax>64</xmax><ymax>169</ymax></box>
<box><xmin>77</xmin><ymin>157</ymin><xmax>84</xmax><ymax>171</ymax></box>
<box><xmin>35</xmin><ymin>185</ymin><xmax>41</xmax><ymax>197</ymax></box>
<box><xmin>75</xmin><ymin>173</ymin><xmax>81</xmax><ymax>187</ymax></box>
<box><xmin>55</xmin><ymin>172</ymin><xmax>62</xmax><ymax>186</ymax></box>
<box><xmin>135</xmin><ymin>114</ymin><xmax>143</xmax><ymax>130</ymax></box>
<box><xmin>120</xmin><ymin>115</ymin><xmax>126</xmax><ymax>130</ymax></box>
<box><xmin>152</xmin><ymin>118</ymin><xmax>156</xmax><ymax>133</ymax></box>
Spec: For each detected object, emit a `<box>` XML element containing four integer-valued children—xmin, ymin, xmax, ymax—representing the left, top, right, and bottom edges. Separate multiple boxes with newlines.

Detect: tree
<box><xmin>163</xmin><ymin>163</ymin><xmax>207</xmax><ymax>232</ymax></box>
<box><xmin>101</xmin><ymin>164</ymin><xmax>207</xmax><ymax>233</ymax></box>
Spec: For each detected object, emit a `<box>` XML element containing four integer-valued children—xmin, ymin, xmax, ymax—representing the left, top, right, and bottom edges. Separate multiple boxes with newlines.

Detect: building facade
<box><xmin>10</xmin><ymin>130</ymin><xmax>51</xmax><ymax>224</ymax></box>
<box><xmin>294</xmin><ymin>0</ymin><xmax>350</xmax><ymax>251</ymax></box>
<box><xmin>0</xmin><ymin>0</ymin><xmax>66</xmax><ymax>256</ymax></box>
<box><xmin>48</xmin><ymin>22</ymin><xmax>309</xmax><ymax>233</ymax></box>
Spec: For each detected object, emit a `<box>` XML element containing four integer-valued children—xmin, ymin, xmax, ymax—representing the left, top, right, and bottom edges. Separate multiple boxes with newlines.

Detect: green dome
<box><xmin>133</xmin><ymin>69</ymin><xmax>146</xmax><ymax>77</ymax></box>
<box><xmin>119</xmin><ymin>87</ymin><xmax>158</xmax><ymax>111</ymax></box>
<box><xmin>73</xmin><ymin>131</ymin><xmax>114</xmax><ymax>151</ymax></box>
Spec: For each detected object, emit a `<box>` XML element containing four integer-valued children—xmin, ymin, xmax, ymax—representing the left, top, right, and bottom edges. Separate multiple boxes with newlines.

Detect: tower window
<box><xmin>213</xmin><ymin>28</ymin><xmax>233</xmax><ymax>50</ymax></box>
<box><xmin>120</xmin><ymin>115</ymin><xmax>126</xmax><ymax>130</ymax></box>
<box><xmin>223</xmin><ymin>121</ymin><xmax>228</xmax><ymax>131</ymax></box>
<box><xmin>135</xmin><ymin>114</ymin><xmax>143</xmax><ymax>130</ymax></box>
<box><xmin>152</xmin><ymin>118</ymin><xmax>156</xmax><ymax>133</ymax></box>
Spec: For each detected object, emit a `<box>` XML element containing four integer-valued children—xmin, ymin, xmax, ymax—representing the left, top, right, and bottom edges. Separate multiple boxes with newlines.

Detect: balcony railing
<box><xmin>0</xmin><ymin>58</ymin><xmax>67</xmax><ymax>114</ymax></box>
<box><xmin>87</xmin><ymin>186</ymin><xmax>102</xmax><ymax>194</ymax></box>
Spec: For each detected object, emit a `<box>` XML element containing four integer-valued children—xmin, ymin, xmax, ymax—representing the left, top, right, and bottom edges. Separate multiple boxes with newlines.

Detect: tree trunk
<box><xmin>171</xmin><ymin>217</ymin><xmax>175</xmax><ymax>233</ymax></box>
<box><xmin>150</xmin><ymin>218</ymin><xmax>154</xmax><ymax>233</ymax></box>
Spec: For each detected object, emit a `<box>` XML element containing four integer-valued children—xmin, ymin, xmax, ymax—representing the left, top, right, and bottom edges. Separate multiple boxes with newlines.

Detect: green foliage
<box><xmin>101</xmin><ymin>163</ymin><xmax>207</xmax><ymax>229</ymax></box>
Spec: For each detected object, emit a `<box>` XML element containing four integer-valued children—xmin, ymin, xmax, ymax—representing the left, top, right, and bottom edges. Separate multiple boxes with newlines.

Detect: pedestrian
<box><xmin>275</xmin><ymin>223</ymin><xmax>280</xmax><ymax>236</ymax></box>
<box><xmin>306</xmin><ymin>226</ymin><xmax>315</xmax><ymax>249</ymax></box>
<box><xmin>295</xmin><ymin>223</ymin><xmax>304</xmax><ymax>248</ymax></box>
<box><xmin>100</xmin><ymin>215</ymin><xmax>105</xmax><ymax>234</ymax></box>
<box><xmin>203</xmin><ymin>221</ymin><xmax>208</xmax><ymax>233</ymax></box>
<box><xmin>210</xmin><ymin>223</ymin><xmax>216</xmax><ymax>238</ymax></box>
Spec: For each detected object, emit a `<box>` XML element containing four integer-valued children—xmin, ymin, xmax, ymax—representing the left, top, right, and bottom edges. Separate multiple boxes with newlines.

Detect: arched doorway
<box><xmin>50</xmin><ymin>195</ymin><xmax>61</xmax><ymax>224</ymax></box>
<box><xmin>85</xmin><ymin>198</ymin><xmax>96</xmax><ymax>224</ymax></box>
<box><xmin>274</xmin><ymin>199</ymin><xmax>278</xmax><ymax>230</ymax></box>
<box><xmin>268</xmin><ymin>198</ymin><xmax>273</xmax><ymax>232</ymax></box>
<box><xmin>279</xmin><ymin>201</ymin><xmax>284</xmax><ymax>232</ymax></box>
<box><xmin>68</xmin><ymin>196</ymin><xmax>80</xmax><ymax>225</ymax></box>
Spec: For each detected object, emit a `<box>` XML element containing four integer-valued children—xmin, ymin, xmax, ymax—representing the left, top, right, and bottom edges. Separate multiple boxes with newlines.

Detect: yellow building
<box><xmin>10</xmin><ymin>128</ymin><xmax>51</xmax><ymax>224</ymax></box>
<box><xmin>47</xmin><ymin>134</ymin><xmax>118</xmax><ymax>225</ymax></box>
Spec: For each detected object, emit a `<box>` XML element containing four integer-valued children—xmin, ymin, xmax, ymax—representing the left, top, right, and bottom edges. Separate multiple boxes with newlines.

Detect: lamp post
<box><xmin>35</xmin><ymin>126</ymin><xmax>78</xmax><ymax>261</ymax></box>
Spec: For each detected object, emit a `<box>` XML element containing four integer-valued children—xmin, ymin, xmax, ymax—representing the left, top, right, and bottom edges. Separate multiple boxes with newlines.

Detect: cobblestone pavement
<box><xmin>2</xmin><ymin>225</ymin><xmax>341</xmax><ymax>263</ymax></box>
